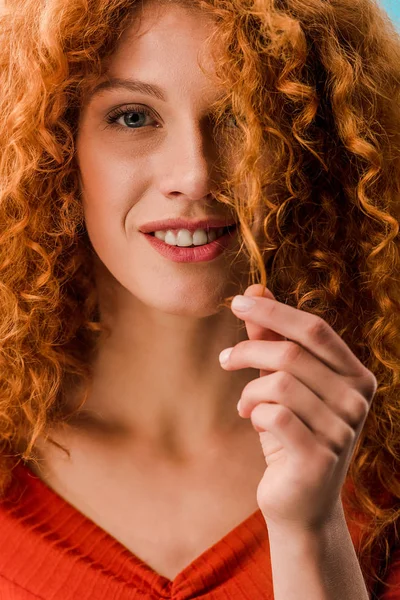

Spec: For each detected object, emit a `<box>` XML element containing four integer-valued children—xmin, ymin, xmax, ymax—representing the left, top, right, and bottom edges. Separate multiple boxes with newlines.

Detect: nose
<box><xmin>157</xmin><ymin>119</ymin><xmax>222</xmax><ymax>203</ymax></box>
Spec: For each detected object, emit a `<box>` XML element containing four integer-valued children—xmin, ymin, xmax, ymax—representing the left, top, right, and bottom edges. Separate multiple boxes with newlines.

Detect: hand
<box><xmin>219</xmin><ymin>284</ymin><xmax>377</xmax><ymax>532</ymax></box>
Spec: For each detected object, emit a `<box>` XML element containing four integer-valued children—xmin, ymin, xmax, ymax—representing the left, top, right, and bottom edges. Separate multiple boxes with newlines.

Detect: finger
<box><xmin>242</xmin><ymin>284</ymin><xmax>284</xmax><ymax>344</ymax></box>
<box><xmin>242</xmin><ymin>284</ymin><xmax>285</xmax><ymax>378</ymax></box>
<box><xmin>239</xmin><ymin>371</ymin><xmax>356</xmax><ymax>455</ymax></box>
<box><xmin>230</xmin><ymin>294</ymin><xmax>367</xmax><ymax>379</ymax></box>
<box><xmin>221</xmin><ymin>339</ymin><xmax>371</xmax><ymax>425</ymax></box>
<box><xmin>250</xmin><ymin>402</ymin><xmax>338</xmax><ymax>467</ymax></box>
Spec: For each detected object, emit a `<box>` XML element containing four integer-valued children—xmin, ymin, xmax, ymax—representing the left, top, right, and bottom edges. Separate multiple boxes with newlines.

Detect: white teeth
<box><xmin>154</xmin><ymin>227</ymin><xmax>226</xmax><ymax>247</ymax></box>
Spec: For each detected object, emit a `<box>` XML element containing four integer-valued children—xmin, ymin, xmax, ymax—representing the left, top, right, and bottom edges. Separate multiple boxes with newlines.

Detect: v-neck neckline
<box><xmin>11</xmin><ymin>460</ymin><xmax>269</xmax><ymax>596</ymax></box>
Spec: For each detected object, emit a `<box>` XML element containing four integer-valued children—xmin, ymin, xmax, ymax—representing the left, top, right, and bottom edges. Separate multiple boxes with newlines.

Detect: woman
<box><xmin>0</xmin><ymin>0</ymin><xmax>399</xmax><ymax>598</ymax></box>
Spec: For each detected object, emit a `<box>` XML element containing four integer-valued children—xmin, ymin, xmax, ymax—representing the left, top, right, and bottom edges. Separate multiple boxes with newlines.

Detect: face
<box><xmin>76</xmin><ymin>1</ymin><xmax>248</xmax><ymax>318</ymax></box>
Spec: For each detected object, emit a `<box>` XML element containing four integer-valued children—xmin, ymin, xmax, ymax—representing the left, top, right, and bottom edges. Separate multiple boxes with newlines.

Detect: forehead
<box><xmin>119</xmin><ymin>1</ymin><xmax>216</xmax><ymax>50</ymax></box>
<box><xmin>97</xmin><ymin>3</ymin><xmax>223</xmax><ymax>101</ymax></box>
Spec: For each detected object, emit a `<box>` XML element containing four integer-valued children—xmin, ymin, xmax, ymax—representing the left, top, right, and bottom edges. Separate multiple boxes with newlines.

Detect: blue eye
<box><xmin>105</xmin><ymin>105</ymin><xmax>159</xmax><ymax>131</ymax></box>
<box><xmin>104</xmin><ymin>105</ymin><xmax>238</xmax><ymax>133</ymax></box>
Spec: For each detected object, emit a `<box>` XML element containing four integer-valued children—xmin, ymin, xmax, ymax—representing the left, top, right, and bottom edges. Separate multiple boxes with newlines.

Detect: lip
<box><xmin>141</xmin><ymin>225</ymin><xmax>238</xmax><ymax>263</ymax></box>
<box><xmin>138</xmin><ymin>217</ymin><xmax>238</xmax><ymax>234</ymax></box>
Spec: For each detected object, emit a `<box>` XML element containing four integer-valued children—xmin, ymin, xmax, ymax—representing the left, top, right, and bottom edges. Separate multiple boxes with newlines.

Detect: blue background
<box><xmin>380</xmin><ymin>0</ymin><xmax>400</xmax><ymax>30</ymax></box>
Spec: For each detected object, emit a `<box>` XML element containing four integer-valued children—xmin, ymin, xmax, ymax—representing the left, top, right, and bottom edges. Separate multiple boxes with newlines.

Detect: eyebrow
<box><xmin>87</xmin><ymin>77</ymin><xmax>168</xmax><ymax>103</ymax></box>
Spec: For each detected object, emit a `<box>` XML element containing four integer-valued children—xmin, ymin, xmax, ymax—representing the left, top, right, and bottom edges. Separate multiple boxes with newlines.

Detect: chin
<box><xmin>93</xmin><ymin>254</ymin><xmax>237</xmax><ymax>318</ymax></box>
<box><xmin>139</xmin><ymin>292</ymin><xmax>226</xmax><ymax>318</ymax></box>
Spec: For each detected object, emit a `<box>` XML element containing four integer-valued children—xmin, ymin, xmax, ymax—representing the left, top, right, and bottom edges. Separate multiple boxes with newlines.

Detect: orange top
<box><xmin>0</xmin><ymin>461</ymin><xmax>398</xmax><ymax>599</ymax></box>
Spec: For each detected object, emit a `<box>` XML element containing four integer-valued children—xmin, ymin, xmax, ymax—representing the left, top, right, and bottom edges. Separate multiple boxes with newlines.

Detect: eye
<box><xmin>213</xmin><ymin>108</ymin><xmax>239</xmax><ymax>131</ymax></box>
<box><xmin>104</xmin><ymin>105</ymin><xmax>160</xmax><ymax>131</ymax></box>
<box><xmin>224</xmin><ymin>109</ymin><xmax>239</xmax><ymax>128</ymax></box>
<box><xmin>226</xmin><ymin>114</ymin><xmax>239</xmax><ymax>128</ymax></box>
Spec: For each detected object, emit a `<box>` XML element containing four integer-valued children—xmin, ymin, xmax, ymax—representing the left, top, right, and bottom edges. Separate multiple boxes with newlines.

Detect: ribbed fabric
<box><xmin>0</xmin><ymin>461</ymin><xmax>398</xmax><ymax>599</ymax></box>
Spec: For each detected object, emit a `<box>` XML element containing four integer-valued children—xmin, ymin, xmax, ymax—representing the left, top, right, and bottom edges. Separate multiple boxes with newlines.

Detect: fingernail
<box><xmin>236</xmin><ymin>398</ymin><xmax>242</xmax><ymax>413</ymax></box>
<box><xmin>231</xmin><ymin>295</ymin><xmax>256</xmax><ymax>311</ymax></box>
<box><xmin>219</xmin><ymin>347</ymin><xmax>233</xmax><ymax>364</ymax></box>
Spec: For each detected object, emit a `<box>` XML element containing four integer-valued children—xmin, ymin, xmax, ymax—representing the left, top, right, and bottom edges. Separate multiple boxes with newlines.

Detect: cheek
<box><xmin>76</xmin><ymin>136</ymin><xmax>146</xmax><ymax>245</ymax></box>
<box><xmin>75</xmin><ymin>134</ymin><xmax>157</xmax><ymax>295</ymax></box>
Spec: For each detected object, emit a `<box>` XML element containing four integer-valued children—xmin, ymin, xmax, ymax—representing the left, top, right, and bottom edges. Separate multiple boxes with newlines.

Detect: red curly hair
<box><xmin>0</xmin><ymin>0</ymin><xmax>399</xmax><ymax>596</ymax></box>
